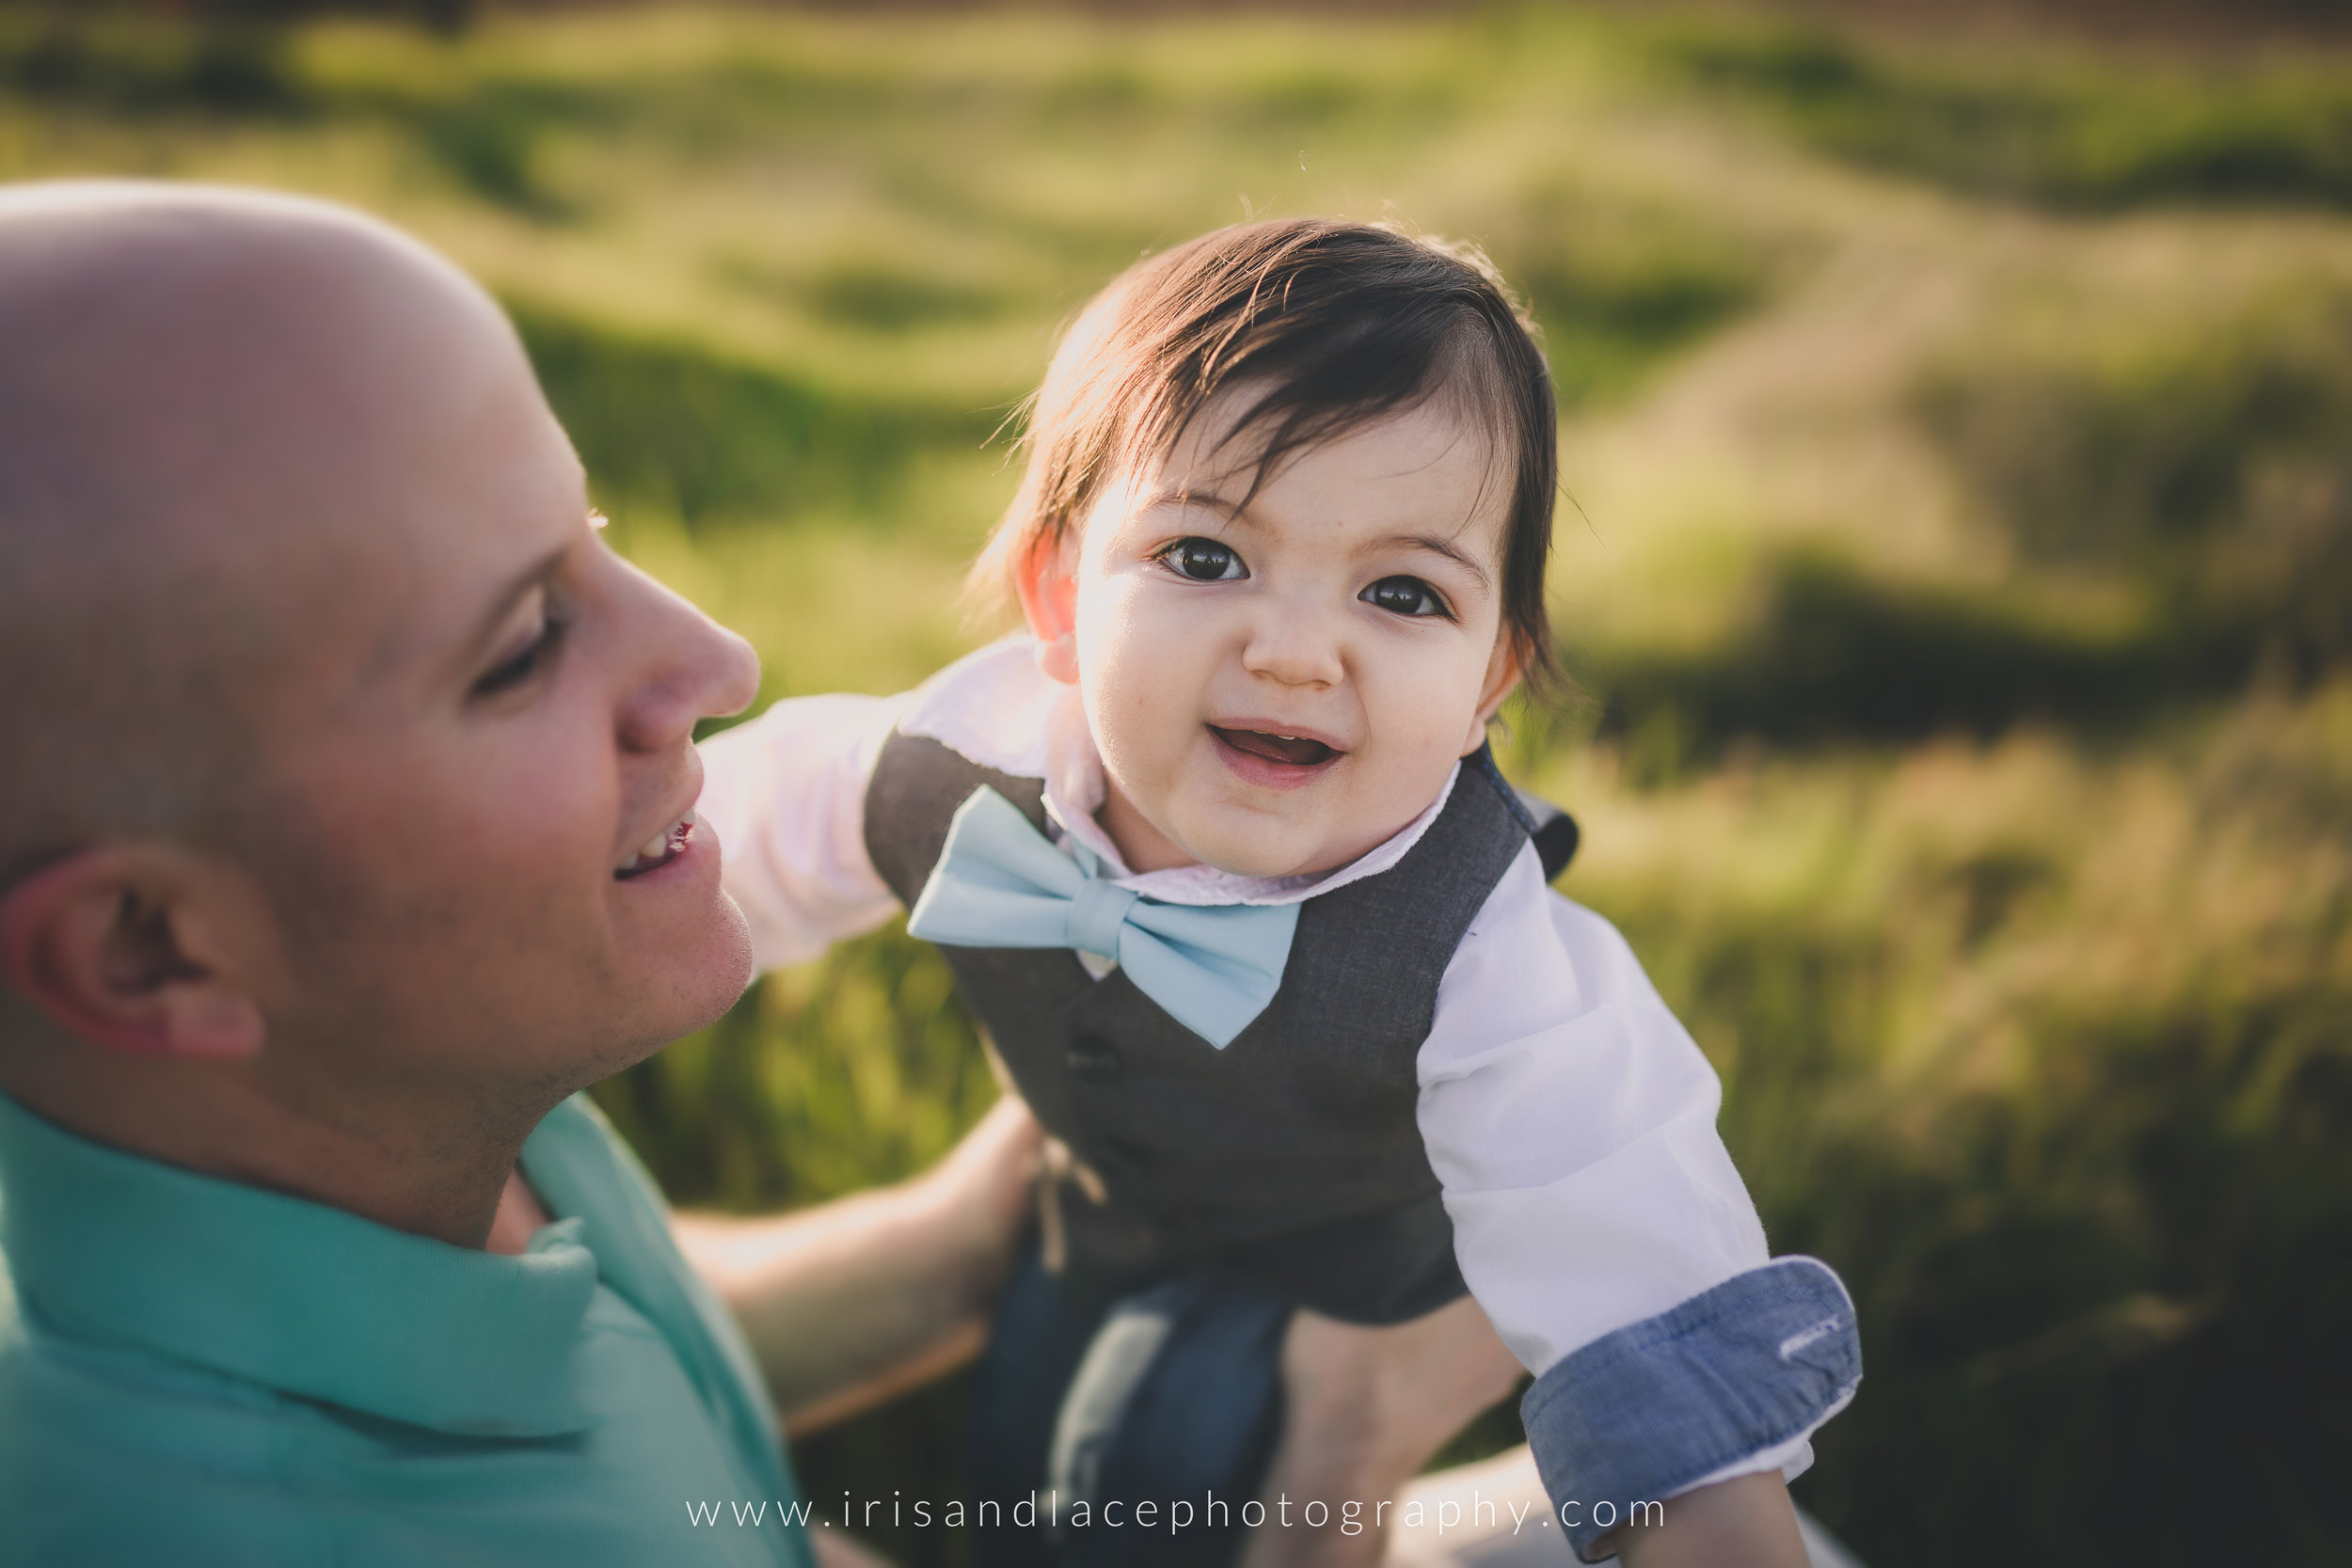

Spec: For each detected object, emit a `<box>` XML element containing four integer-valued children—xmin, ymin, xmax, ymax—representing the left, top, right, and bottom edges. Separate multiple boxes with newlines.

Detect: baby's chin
<box><xmin>1173</xmin><ymin>819</ymin><xmax>1367</xmax><ymax>882</ymax></box>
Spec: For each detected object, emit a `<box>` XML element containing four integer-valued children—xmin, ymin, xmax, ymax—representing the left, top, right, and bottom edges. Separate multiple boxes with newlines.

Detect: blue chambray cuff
<box><xmin>1519</xmin><ymin>1256</ymin><xmax>1862</xmax><ymax>1562</ymax></box>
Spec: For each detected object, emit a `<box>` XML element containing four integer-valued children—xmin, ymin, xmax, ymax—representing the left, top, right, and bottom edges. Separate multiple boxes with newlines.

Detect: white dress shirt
<box><xmin>697</xmin><ymin>638</ymin><xmax>1820</xmax><ymax>1490</ymax></box>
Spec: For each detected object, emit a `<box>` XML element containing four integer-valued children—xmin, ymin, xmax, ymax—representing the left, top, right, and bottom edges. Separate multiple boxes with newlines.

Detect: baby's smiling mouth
<box><xmin>1209</xmin><ymin>725</ymin><xmax>1343</xmax><ymax>768</ymax></box>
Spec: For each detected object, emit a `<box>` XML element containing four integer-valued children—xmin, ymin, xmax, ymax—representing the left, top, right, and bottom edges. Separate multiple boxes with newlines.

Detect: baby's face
<box><xmin>1026</xmin><ymin>388</ymin><xmax>1522</xmax><ymax>879</ymax></box>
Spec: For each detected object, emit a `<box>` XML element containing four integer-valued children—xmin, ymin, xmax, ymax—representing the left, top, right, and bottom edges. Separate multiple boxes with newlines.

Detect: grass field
<box><xmin>7</xmin><ymin>5</ymin><xmax>2348</xmax><ymax>1563</ymax></box>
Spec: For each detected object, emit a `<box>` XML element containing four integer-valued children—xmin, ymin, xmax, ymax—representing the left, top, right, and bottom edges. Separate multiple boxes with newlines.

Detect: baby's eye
<box><xmin>1360</xmin><ymin>576</ymin><xmax>1451</xmax><ymax>619</ymax></box>
<box><xmin>1160</xmin><ymin>537</ymin><xmax>1248</xmax><ymax>582</ymax></box>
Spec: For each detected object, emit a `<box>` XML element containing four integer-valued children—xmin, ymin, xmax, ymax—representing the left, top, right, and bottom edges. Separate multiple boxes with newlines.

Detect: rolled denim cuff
<box><xmin>1519</xmin><ymin>1256</ymin><xmax>1862</xmax><ymax>1561</ymax></box>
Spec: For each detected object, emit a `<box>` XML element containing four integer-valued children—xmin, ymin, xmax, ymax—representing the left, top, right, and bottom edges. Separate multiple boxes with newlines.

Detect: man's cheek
<box><xmin>362</xmin><ymin>754</ymin><xmax>612</xmax><ymax>921</ymax></box>
<box><xmin>472</xmin><ymin>774</ymin><xmax>612</xmax><ymax>888</ymax></box>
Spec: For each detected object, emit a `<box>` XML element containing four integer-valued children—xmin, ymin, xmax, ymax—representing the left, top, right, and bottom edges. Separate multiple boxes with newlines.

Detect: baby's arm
<box><xmin>1417</xmin><ymin>847</ymin><xmax>1860</xmax><ymax>1563</ymax></box>
<box><xmin>695</xmin><ymin>690</ymin><xmax>912</xmax><ymax>968</ymax></box>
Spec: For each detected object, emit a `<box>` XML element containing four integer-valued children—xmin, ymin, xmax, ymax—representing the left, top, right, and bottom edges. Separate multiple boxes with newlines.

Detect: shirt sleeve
<box><xmin>1417</xmin><ymin>846</ymin><xmax>1861</xmax><ymax>1559</ymax></box>
<box><xmin>694</xmin><ymin>692</ymin><xmax>912</xmax><ymax>971</ymax></box>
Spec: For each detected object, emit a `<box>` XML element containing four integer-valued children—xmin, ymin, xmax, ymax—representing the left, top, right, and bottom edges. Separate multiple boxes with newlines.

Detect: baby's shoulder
<box><xmin>1446</xmin><ymin>848</ymin><xmax>1665</xmax><ymax>1019</ymax></box>
<box><xmin>897</xmin><ymin>636</ymin><xmax>1057</xmax><ymax>780</ymax></box>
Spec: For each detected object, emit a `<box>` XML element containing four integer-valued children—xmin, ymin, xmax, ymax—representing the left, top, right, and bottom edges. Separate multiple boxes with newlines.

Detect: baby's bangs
<box><xmin>1177</xmin><ymin>311</ymin><xmax>1527</xmax><ymax>520</ymax></box>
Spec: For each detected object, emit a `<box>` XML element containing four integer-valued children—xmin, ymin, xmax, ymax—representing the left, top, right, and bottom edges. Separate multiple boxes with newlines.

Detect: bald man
<box><xmin>0</xmin><ymin>181</ymin><xmax>1048</xmax><ymax>1568</ymax></box>
<box><xmin>0</xmin><ymin>183</ymin><xmax>1528</xmax><ymax>1568</ymax></box>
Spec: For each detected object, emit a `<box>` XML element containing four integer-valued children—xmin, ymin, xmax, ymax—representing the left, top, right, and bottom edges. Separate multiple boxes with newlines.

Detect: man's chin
<box><xmin>694</xmin><ymin>895</ymin><xmax>760</xmax><ymax>1025</ymax></box>
<box><xmin>642</xmin><ymin>895</ymin><xmax>758</xmax><ymax>1054</ymax></box>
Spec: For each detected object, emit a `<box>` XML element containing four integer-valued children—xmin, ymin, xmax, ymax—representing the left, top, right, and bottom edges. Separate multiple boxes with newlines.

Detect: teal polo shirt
<box><xmin>0</xmin><ymin>1090</ymin><xmax>817</xmax><ymax>1568</ymax></box>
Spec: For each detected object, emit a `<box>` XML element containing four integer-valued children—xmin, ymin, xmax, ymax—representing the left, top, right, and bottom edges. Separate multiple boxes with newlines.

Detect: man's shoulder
<box><xmin>0</xmin><ymin>1267</ymin><xmax>275</xmax><ymax>1449</ymax></box>
<box><xmin>0</xmin><ymin>1295</ymin><xmax>804</xmax><ymax>1568</ymax></box>
<box><xmin>0</xmin><ymin>1290</ymin><xmax>313</xmax><ymax>1565</ymax></box>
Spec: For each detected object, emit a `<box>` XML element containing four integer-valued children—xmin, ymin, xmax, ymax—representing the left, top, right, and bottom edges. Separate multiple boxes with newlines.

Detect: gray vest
<box><xmin>864</xmin><ymin>732</ymin><xmax>1571</xmax><ymax>1323</ymax></box>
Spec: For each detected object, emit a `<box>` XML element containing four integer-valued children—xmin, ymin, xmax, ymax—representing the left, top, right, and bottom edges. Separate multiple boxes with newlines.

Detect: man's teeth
<box><xmin>617</xmin><ymin>810</ymin><xmax>695</xmax><ymax>875</ymax></box>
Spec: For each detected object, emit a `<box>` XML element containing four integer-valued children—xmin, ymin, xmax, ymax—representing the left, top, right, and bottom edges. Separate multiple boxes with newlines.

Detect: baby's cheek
<box><xmin>1379</xmin><ymin>658</ymin><xmax>1482</xmax><ymax>750</ymax></box>
<box><xmin>1095</xmin><ymin>687</ymin><xmax>1183</xmax><ymax>801</ymax></box>
<box><xmin>1086</xmin><ymin>603</ymin><xmax>1194</xmax><ymax>761</ymax></box>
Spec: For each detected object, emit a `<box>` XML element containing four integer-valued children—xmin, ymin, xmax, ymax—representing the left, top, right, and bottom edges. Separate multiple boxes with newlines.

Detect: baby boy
<box><xmin>699</xmin><ymin>218</ymin><xmax>1859</xmax><ymax>1566</ymax></box>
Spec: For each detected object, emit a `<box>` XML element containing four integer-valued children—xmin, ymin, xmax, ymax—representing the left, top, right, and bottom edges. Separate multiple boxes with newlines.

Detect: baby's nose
<box><xmin>1239</xmin><ymin>612</ymin><xmax>1344</xmax><ymax>689</ymax></box>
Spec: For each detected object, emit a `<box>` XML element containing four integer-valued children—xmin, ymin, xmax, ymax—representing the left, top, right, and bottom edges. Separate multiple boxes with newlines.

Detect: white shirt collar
<box><xmin>898</xmin><ymin>637</ymin><xmax>1459</xmax><ymax>909</ymax></box>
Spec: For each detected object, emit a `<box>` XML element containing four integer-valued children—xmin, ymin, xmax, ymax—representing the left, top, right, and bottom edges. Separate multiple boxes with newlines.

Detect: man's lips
<box><xmin>615</xmin><ymin>809</ymin><xmax>696</xmax><ymax>880</ymax></box>
<box><xmin>1208</xmin><ymin>724</ymin><xmax>1345</xmax><ymax>769</ymax></box>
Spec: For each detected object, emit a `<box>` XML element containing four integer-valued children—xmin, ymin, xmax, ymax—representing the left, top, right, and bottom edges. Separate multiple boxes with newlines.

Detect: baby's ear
<box><xmin>1464</xmin><ymin>633</ymin><xmax>1527</xmax><ymax>752</ymax></box>
<box><xmin>1014</xmin><ymin>527</ymin><xmax>1082</xmax><ymax>686</ymax></box>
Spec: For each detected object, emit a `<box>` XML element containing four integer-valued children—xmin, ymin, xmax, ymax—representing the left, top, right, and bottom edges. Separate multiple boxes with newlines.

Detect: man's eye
<box><xmin>1360</xmin><ymin>577</ymin><xmax>1451</xmax><ymax>619</ymax></box>
<box><xmin>473</xmin><ymin>617</ymin><xmax>567</xmax><ymax>697</ymax></box>
<box><xmin>1160</xmin><ymin>538</ymin><xmax>1248</xmax><ymax>582</ymax></box>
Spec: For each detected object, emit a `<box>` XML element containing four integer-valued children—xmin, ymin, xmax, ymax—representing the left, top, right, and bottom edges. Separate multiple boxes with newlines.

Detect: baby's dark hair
<box><xmin>977</xmin><ymin>216</ymin><xmax>1559</xmax><ymax>693</ymax></box>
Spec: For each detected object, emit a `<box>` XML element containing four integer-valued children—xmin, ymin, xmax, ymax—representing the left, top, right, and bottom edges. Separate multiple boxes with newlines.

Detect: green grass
<box><xmin>8</xmin><ymin>6</ymin><xmax>2351</xmax><ymax>1564</ymax></box>
<box><xmin>1536</xmin><ymin>692</ymin><xmax>2352</xmax><ymax>1559</ymax></box>
<box><xmin>1661</xmin><ymin>17</ymin><xmax>2352</xmax><ymax>211</ymax></box>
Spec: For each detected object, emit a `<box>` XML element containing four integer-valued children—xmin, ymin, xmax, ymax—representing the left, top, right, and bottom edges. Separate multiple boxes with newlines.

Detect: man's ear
<box><xmin>1461</xmin><ymin>632</ymin><xmax>1529</xmax><ymax>755</ymax></box>
<box><xmin>0</xmin><ymin>846</ymin><xmax>273</xmax><ymax>1061</ymax></box>
<box><xmin>1013</xmin><ymin>526</ymin><xmax>1083</xmax><ymax>686</ymax></box>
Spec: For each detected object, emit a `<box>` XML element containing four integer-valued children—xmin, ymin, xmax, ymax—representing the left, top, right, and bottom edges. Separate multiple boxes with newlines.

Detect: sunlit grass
<box><xmin>1658</xmin><ymin>15</ymin><xmax>2352</xmax><ymax>211</ymax></box>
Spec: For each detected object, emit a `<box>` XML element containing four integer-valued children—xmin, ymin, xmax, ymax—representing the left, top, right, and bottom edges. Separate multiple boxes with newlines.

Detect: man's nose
<box><xmin>1239</xmin><ymin>598</ymin><xmax>1345</xmax><ymax>689</ymax></box>
<box><xmin>616</xmin><ymin>572</ymin><xmax>761</xmax><ymax>753</ymax></box>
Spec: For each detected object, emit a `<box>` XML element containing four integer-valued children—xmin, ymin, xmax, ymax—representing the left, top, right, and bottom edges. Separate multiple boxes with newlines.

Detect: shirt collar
<box><xmin>899</xmin><ymin>635</ymin><xmax>1460</xmax><ymax>909</ymax></box>
<box><xmin>0</xmin><ymin>1089</ymin><xmax>602</xmax><ymax>1437</ymax></box>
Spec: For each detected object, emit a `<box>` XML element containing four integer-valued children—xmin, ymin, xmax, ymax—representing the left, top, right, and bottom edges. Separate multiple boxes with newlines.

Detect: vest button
<box><xmin>1065</xmin><ymin>1034</ymin><xmax>1123</xmax><ymax>1082</ymax></box>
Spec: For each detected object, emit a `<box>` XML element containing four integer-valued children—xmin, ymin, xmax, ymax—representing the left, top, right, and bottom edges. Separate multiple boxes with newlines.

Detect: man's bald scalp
<box><xmin>0</xmin><ymin>182</ymin><xmax>531</xmax><ymax>887</ymax></box>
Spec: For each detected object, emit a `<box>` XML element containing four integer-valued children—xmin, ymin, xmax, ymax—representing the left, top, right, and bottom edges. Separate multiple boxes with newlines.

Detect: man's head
<box><xmin>0</xmin><ymin>182</ymin><xmax>757</xmax><ymax>1202</ymax></box>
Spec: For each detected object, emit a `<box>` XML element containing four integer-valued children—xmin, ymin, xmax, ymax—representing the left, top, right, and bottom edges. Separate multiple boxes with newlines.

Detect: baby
<box><xmin>700</xmin><ymin>219</ymin><xmax>1858</xmax><ymax>1565</ymax></box>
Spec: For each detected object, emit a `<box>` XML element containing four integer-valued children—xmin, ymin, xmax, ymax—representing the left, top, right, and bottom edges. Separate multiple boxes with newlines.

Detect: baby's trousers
<box><xmin>968</xmin><ymin>1241</ymin><xmax>1291</xmax><ymax>1568</ymax></box>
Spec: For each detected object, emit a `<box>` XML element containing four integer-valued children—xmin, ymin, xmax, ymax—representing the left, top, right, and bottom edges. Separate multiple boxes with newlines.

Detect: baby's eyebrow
<box><xmin>1140</xmin><ymin>490</ymin><xmax>1494</xmax><ymax>589</ymax></box>
<box><xmin>1378</xmin><ymin>531</ymin><xmax>1493</xmax><ymax>591</ymax></box>
<box><xmin>1140</xmin><ymin>485</ymin><xmax>1247</xmax><ymax>518</ymax></box>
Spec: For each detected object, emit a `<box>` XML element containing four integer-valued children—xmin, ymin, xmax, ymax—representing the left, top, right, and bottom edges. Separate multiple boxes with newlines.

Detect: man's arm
<box><xmin>672</xmin><ymin>1097</ymin><xmax>1040</xmax><ymax>1433</ymax></box>
<box><xmin>1239</xmin><ymin>1294</ymin><xmax>1528</xmax><ymax>1568</ymax></box>
<box><xmin>1610</xmin><ymin>1472</ymin><xmax>1810</xmax><ymax>1567</ymax></box>
<box><xmin>1233</xmin><ymin>1296</ymin><xmax>1811</xmax><ymax>1568</ymax></box>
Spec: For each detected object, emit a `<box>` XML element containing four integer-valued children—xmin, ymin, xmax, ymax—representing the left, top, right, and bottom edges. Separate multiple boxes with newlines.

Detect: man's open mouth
<box><xmin>615</xmin><ymin>809</ymin><xmax>695</xmax><ymax>879</ymax></box>
<box><xmin>1209</xmin><ymin>725</ymin><xmax>1343</xmax><ymax>768</ymax></box>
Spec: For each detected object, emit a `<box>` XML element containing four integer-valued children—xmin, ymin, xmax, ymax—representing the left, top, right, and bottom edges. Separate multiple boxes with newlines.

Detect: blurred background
<box><xmin>6</xmin><ymin>0</ymin><xmax>2347</xmax><ymax>1562</ymax></box>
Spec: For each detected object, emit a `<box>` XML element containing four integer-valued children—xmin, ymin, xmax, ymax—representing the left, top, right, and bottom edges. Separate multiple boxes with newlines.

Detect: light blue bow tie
<box><xmin>905</xmin><ymin>786</ymin><xmax>1299</xmax><ymax>1049</ymax></box>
